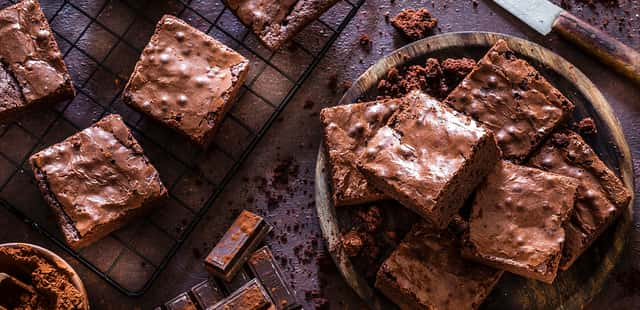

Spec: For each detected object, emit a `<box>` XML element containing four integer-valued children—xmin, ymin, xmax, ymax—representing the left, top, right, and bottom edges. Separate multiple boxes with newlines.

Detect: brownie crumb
<box><xmin>391</xmin><ymin>8</ymin><xmax>438</xmax><ymax>41</ymax></box>
<box><xmin>358</xmin><ymin>33</ymin><xmax>372</xmax><ymax>49</ymax></box>
<box><xmin>341</xmin><ymin>230</ymin><xmax>363</xmax><ymax>257</ymax></box>
<box><xmin>577</xmin><ymin>117</ymin><xmax>597</xmax><ymax>135</ymax></box>
<box><xmin>377</xmin><ymin>57</ymin><xmax>475</xmax><ymax>99</ymax></box>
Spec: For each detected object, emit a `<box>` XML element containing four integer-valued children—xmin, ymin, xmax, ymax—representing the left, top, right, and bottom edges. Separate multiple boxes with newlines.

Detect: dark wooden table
<box><xmin>1</xmin><ymin>0</ymin><xmax>638</xmax><ymax>309</ymax></box>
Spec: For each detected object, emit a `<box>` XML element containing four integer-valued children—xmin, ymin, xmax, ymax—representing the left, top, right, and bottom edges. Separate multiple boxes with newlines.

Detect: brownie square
<box><xmin>319</xmin><ymin>99</ymin><xmax>399</xmax><ymax>206</ymax></box>
<box><xmin>375</xmin><ymin>221</ymin><xmax>503</xmax><ymax>310</ymax></box>
<box><xmin>357</xmin><ymin>91</ymin><xmax>500</xmax><ymax>229</ymax></box>
<box><xmin>444</xmin><ymin>39</ymin><xmax>574</xmax><ymax>162</ymax></box>
<box><xmin>528</xmin><ymin>130</ymin><xmax>631</xmax><ymax>270</ymax></box>
<box><xmin>123</xmin><ymin>15</ymin><xmax>249</xmax><ymax>147</ymax></box>
<box><xmin>224</xmin><ymin>0</ymin><xmax>339</xmax><ymax>50</ymax></box>
<box><xmin>462</xmin><ymin>161</ymin><xmax>578</xmax><ymax>283</ymax></box>
<box><xmin>29</xmin><ymin>114</ymin><xmax>167</xmax><ymax>249</ymax></box>
<box><xmin>0</xmin><ymin>0</ymin><xmax>75</xmax><ymax>122</ymax></box>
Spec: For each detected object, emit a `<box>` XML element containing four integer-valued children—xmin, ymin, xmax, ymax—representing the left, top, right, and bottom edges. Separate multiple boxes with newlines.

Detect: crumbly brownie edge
<box><xmin>319</xmin><ymin>110</ymin><xmax>386</xmax><ymax>207</ymax></box>
<box><xmin>428</xmin><ymin>132</ymin><xmax>500</xmax><ymax>228</ymax></box>
<box><xmin>374</xmin><ymin>263</ymin><xmax>425</xmax><ymax>310</ymax></box>
<box><xmin>231</xmin><ymin>0</ymin><xmax>340</xmax><ymax>51</ymax></box>
<box><xmin>358</xmin><ymin>129</ymin><xmax>499</xmax><ymax>229</ymax></box>
<box><xmin>30</xmin><ymin>164</ymin><xmax>83</xmax><ymax>248</ymax></box>
<box><xmin>196</xmin><ymin>59</ymin><xmax>250</xmax><ymax>147</ymax></box>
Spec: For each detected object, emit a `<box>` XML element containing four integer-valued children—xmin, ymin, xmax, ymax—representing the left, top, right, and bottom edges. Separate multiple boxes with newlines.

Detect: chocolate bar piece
<box><xmin>205</xmin><ymin>210</ymin><xmax>272</xmax><ymax>281</ymax></box>
<box><xmin>210</xmin><ymin>279</ymin><xmax>273</xmax><ymax>310</ymax></box>
<box><xmin>0</xmin><ymin>273</ymin><xmax>36</xmax><ymax>308</ymax></box>
<box><xmin>248</xmin><ymin>246</ymin><xmax>298</xmax><ymax>310</ymax></box>
<box><xmin>164</xmin><ymin>292</ymin><xmax>197</xmax><ymax>310</ymax></box>
<box><xmin>190</xmin><ymin>278</ymin><xmax>225</xmax><ymax>309</ymax></box>
<box><xmin>222</xmin><ymin>268</ymin><xmax>253</xmax><ymax>293</ymax></box>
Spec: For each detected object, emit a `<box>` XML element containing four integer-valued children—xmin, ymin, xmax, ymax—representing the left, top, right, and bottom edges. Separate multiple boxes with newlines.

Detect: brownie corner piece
<box><xmin>463</xmin><ymin>160</ymin><xmax>578</xmax><ymax>283</ymax></box>
<box><xmin>319</xmin><ymin>98</ymin><xmax>400</xmax><ymax>206</ymax></box>
<box><xmin>123</xmin><ymin>15</ymin><xmax>249</xmax><ymax>147</ymax></box>
<box><xmin>0</xmin><ymin>0</ymin><xmax>75</xmax><ymax>121</ymax></box>
<box><xmin>357</xmin><ymin>91</ymin><xmax>500</xmax><ymax>228</ymax></box>
<box><xmin>375</xmin><ymin>222</ymin><xmax>503</xmax><ymax>309</ymax></box>
<box><xmin>224</xmin><ymin>0</ymin><xmax>340</xmax><ymax>50</ymax></box>
<box><xmin>29</xmin><ymin>114</ymin><xmax>167</xmax><ymax>249</ymax></box>
<box><xmin>528</xmin><ymin>130</ymin><xmax>631</xmax><ymax>270</ymax></box>
<box><xmin>444</xmin><ymin>39</ymin><xmax>574</xmax><ymax>162</ymax></box>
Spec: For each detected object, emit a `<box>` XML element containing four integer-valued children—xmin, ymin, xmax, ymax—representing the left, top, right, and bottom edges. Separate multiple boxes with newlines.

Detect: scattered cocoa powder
<box><xmin>391</xmin><ymin>8</ymin><xmax>438</xmax><ymax>41</ymax></box>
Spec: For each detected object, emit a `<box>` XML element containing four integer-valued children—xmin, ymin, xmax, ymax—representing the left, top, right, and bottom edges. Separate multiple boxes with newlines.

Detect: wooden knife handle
<box><xmin>553</xmin><ymin>11</ymin><xmax>640</xmax><ymax>84</ymax></box>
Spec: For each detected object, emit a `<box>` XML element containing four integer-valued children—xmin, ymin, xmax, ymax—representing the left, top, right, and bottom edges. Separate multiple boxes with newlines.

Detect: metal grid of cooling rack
<box><xmin>0</xmin><ymin>0</ymin><xmax>363</xmax><ymax>296</ymax></box>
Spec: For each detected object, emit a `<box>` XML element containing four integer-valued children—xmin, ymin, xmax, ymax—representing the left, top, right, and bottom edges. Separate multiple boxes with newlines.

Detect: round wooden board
<box><xmin>315</xmin><ymin>32</ymin><xmax>635</xmax><ymax>310</ymax></box>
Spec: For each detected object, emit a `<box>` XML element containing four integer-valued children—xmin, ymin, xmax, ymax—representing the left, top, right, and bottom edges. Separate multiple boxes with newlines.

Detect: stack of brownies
<box><xmin>320</xmin><ymin>39</ymin><xmax>631</xmax><ymax>309</ymax></box>
<box><xmin>157</xmin><ymin>210</ymin><xmax>299</xmax><ymax>310</ymax></box>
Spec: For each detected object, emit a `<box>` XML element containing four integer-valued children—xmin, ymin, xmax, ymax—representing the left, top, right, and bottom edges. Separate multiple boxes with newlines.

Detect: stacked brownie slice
<box><xmin>0</xmin><ymin>0</ymin><xmax>74</xmax><ymax>122</ymax></box>
<box><xmin>528</xmin><ymin>131</ymin><xmax>631</xmax><ymax>270</ymax></box>
<box><xmin>444</xmin><ymin>40</ymin><xmax>574</xmax><ymax>162</ymax></box>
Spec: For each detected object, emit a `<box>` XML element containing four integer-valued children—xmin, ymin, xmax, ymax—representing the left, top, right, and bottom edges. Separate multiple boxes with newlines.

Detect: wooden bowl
<box><xmin>315</xmin><ymin>32</ymin><xmax>634</xmax><ymax>309</ymax></box>
<box><xmin>0</xmin><ymin>242</ymin><xmax>90</xmax><ymax>309</ymax></box>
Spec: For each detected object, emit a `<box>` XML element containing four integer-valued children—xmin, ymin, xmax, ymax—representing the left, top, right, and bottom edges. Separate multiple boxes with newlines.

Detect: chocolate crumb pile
<box><xmin>338</xmin><ymin>203</ymin><xmax>415</xmax><ymax>283</ymax></box>
<box><xmin>0</xmin><ymin>245</ymin><xmax>85</xmax><ymax>309</ymax></box>
<box><xmin>391</xmin><ymin>8</ymin><xmax>438</xmax><ymax>41</ymax></box>
<box><xmin>377</xmin><ymin>57</ymin><xmax>476</xmax><ymax>100</ymax></box>
<box><xmin>577</xmin><ymin>117</ymin><xmax>598</xmax><ymax>135</ymax></box>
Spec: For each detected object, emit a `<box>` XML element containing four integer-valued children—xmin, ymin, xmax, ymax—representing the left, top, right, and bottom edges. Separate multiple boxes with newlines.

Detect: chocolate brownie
<box><xmin>224</xmin><ymin>0</ymin><xmax>339</xmax><ymax>50</ymax></box>
<box><xmin>320</xmin><ymin>99</ymin><xmax>399</xmax><ymax>206</ymax></box>
<box><xmin>123</xmin><ymin>15</ymin><xmax>249</xmax><ymax>147</ymax></box>
<box><xmin>528</xmin><ymin>131</ymin><xmax>631</xmax><ymax>270</ymax></box>
<box><xmin>375</xmin><ymin>221</ymin><xmax>503</xmax><ymax>310</ymax></box>
<box><xmin>357</xmin><ymin>91</ymin><xmax>500</xmax><ymax>229</ymax></box>
<box><xmin>390</xmin><ymin>8</ymin><xmax>438</xmax><ymax>41</ymax></box>
<box><xmin>462</xmin><ymin>161</ymin><xmax>578</xmax><ymax>283</ymax></box>
<box><xmin>444</xmin><ymin>39</ymin><xmax>574</xmax><ymax>162</ymax></box>
<box><xmin>29</xmin><ymin>114</ymin><xmax>167</xmax><ymax>249</ymax></box>
<box><xmin>0</xmin><ymin>0</ymin><xmax>74</xmax><ymax>122</ymax></box>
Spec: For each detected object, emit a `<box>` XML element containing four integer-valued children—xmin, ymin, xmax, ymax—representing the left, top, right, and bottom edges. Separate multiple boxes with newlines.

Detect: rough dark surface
<box><xmin>0</xmin><ymin>0</ymin><xmax>639</xmax><ymax>309</ymax></box>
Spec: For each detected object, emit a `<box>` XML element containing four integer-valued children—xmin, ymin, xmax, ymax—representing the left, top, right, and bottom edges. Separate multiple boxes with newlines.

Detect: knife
<box><xmin>494</xmin><ymin>0</ymin><xmax>640</xmax><ymax>84</ymax></box>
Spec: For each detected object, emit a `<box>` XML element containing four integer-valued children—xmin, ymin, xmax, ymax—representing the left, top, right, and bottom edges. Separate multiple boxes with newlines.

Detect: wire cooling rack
<box><xmin>0</xmin><ymin>0</ymin><xmax>363</xmax><ymax>296</ymax></box>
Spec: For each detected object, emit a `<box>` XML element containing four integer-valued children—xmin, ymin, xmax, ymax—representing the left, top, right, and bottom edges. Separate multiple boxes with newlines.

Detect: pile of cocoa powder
<box><xmin>0</xmin><ymin>245</ymin><xmax>85</xmax><ymax>309</ymax></box>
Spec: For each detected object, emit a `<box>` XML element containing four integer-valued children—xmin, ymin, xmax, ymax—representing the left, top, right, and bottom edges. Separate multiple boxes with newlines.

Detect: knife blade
<box><xmin>494</xmin><ymin>0</ymin><xmax>562</xmax><ymax>35</ymax></box>
<box><xmin>493</xmin><ymin>0</ymin><xmax>640</xmax><ymax>84</ymax></box>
